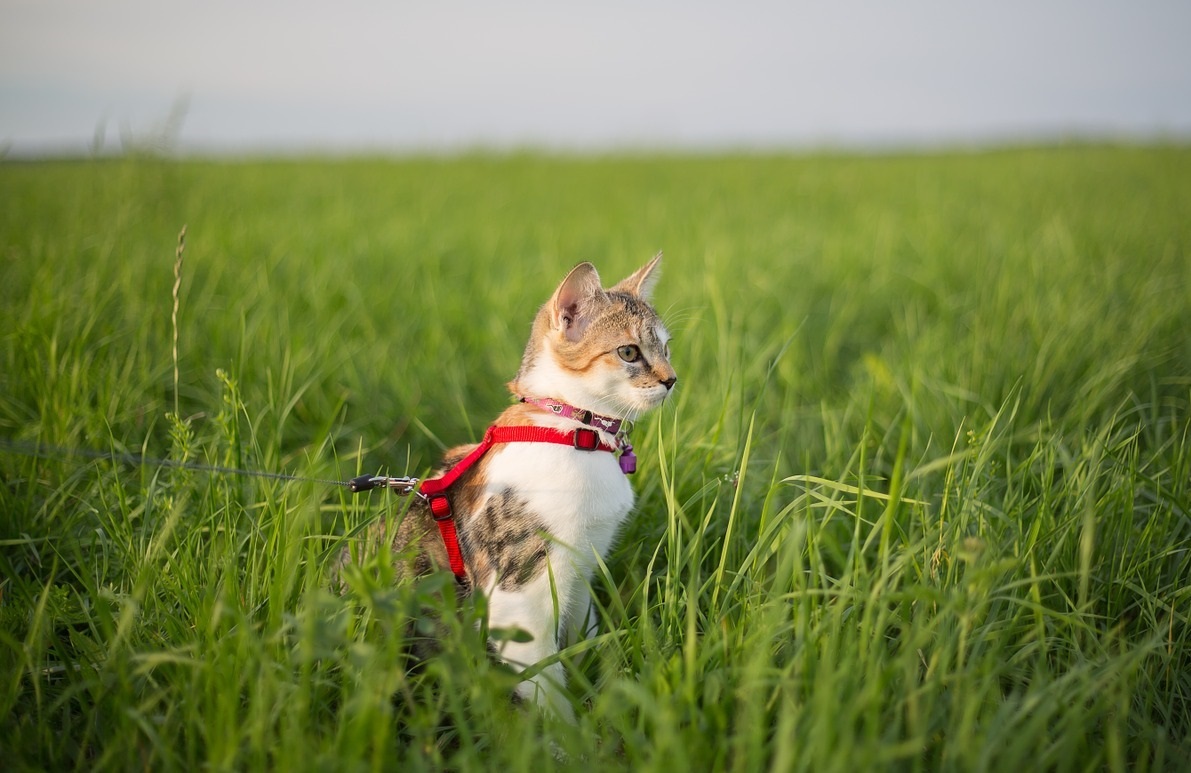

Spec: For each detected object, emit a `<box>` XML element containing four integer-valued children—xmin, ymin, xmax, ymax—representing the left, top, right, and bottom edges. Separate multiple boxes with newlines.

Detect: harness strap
<box><xmin>417</xmin><ymin>425</ymin><xmax>617</xmax><ymax>580</ymax></box>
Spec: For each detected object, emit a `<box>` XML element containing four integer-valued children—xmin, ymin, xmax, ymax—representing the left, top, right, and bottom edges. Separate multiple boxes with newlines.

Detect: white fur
<box><xmin>477</xmin><ymin>431</ymin><xmax>634</xmax><ymax>720</ymax></box>
<box><xmin>471</xmin><ymin>259</ymin><xmax>672</xmax><ymax>720</ymax></box>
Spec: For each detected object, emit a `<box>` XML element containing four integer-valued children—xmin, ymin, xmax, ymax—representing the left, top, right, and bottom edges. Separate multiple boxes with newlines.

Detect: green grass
<box><xmin>2</xmin><ymin>146</ymin><xmax>1189</xmax><ymax>770</ymax></box>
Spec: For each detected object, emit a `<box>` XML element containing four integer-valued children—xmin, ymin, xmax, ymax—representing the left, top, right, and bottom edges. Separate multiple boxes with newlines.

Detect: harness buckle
<box><xmin>428</xmin><ymin>493</ymin><xmax>454</xmax><ymax>521</ymax></box>
<box><xmin>572</xmin><ymin>428</ymin><xmax>599</xmax><ymax>451</ymax></box>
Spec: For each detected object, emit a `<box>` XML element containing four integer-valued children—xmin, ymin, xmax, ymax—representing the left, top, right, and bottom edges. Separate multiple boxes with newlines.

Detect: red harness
<box><xmin>417</xmin><ymin>424</ymin><xmax>620</xmax><ymax>581</ymax></box>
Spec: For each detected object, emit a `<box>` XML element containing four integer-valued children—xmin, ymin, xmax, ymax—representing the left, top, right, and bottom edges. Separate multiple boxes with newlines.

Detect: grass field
<box><xmin>2</xmin><ymin>146</ymin><xmax>1189</xmax><ymax>770</ymax></box>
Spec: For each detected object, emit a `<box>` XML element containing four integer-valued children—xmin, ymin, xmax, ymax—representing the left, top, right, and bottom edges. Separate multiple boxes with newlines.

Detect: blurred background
<box><xmin>3</xmin><ymin>0</ymin><xmax>1190</xmax><ymax>157</ymax></box>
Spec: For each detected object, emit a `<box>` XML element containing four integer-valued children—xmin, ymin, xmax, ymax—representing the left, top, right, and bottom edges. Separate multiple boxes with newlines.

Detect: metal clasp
<box><xmin>347</xmin><ymin>475</ymin><xmax>421</xmax><ymax>494</ymax></box>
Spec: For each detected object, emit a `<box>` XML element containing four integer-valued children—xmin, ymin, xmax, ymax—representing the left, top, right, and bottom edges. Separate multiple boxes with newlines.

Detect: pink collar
<box><xmin>519</xmin><ymin>396</ymin><xmax>626</xmax><ymax>435</ymax></box>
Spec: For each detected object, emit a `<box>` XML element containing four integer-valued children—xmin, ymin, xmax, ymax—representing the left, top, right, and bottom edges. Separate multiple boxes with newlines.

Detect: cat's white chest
<box><xmin>482</xmin><ymin>442</ymin><xmax>634</xmax><ymax>561</ymax></box>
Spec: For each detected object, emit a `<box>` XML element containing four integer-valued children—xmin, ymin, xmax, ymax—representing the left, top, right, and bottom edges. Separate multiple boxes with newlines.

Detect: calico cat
<box><xmin>338</xmin><ymin>253</ymin><xmax>676</xmax><ymax>720</ymax></box>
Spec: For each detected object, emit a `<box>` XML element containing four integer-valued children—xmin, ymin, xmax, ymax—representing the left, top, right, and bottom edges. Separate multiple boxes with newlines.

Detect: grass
<box><xmin>1</xmin><ymin>146</ymin><xmax>1189</xmax><ymax>770</ymax></box>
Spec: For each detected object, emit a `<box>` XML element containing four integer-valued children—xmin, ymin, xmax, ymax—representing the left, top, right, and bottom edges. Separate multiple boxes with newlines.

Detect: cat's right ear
<box><xmin>552</xmin><ymin>262</ymin><xmax>606</xmax><ymax>343</ymax></box>
<box><xmin>612</xmin><ymin>251</ymin><xmax>663</xmax><ymax>300</ymax></box>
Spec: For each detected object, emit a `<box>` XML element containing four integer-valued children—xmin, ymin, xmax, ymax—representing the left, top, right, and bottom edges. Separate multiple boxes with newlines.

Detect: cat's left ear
<box><xmin>612</xmin><ymin>252</ymin><xmax>663</xmax><ymax>300</ymax></box>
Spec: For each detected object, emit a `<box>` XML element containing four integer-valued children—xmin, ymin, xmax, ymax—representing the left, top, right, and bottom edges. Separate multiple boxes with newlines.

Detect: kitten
<box><xmin>338</xmin><ymin>254</ymin><xmax>676</xmax><ymax>720</ymax></box>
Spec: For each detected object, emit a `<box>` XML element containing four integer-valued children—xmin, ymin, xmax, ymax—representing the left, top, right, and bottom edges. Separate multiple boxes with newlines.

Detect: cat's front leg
<box><xmin>561</xmin><ymin>581</ymin><xmax>599</xmax><ymax>647</ymax></box>
<box><xmin>485</xmin><ymin>571</ymin><xmax>576</xmax><ymax>723</ymax></box>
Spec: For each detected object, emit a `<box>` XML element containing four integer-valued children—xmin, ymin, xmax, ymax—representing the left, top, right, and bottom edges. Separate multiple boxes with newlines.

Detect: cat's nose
<box><xmin>661</xmin><ymin>375</ymin><xmax>677</xmax><ymax>390</ymax></box>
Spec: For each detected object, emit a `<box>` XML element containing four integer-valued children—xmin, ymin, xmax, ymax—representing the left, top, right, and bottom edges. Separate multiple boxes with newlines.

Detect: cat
<box><xmin>336</xmin><ymin>253</ymin><xmax>676</xmax><ymax>721</ymax></box>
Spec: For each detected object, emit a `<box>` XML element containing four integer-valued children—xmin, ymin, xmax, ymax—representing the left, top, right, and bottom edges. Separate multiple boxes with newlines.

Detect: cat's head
<box><xmin>510</xmin><ymin>253</ymin><xmax>677</xmax><ymax>421</ymax></box>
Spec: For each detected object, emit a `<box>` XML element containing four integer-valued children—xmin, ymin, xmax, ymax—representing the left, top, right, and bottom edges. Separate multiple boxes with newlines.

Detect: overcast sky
<box><xmin>2</xmin><ymin>0</ymin><xmax>1190</xmax><ymax>155</ymax></box>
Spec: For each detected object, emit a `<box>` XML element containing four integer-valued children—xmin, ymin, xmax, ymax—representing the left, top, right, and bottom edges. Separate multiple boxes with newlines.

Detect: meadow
<box><xmin>1</xmin><ymin>146</ymin><xmax>1189</xmax><ymax>770</ymax></box>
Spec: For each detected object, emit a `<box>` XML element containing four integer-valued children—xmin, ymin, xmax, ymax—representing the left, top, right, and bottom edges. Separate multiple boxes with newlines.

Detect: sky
<box><xmin>2</xmin><ymin>0</ymin><xmax>1190</xmax><ymax>155</ymax></box>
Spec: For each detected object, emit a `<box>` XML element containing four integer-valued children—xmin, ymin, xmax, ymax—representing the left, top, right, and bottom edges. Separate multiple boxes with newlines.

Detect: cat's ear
<box><xmin>551</xmin><ymin>262</ymin><xmax>607</xmax><ymax>342</ymax></box>
<box><xmin>612</xmin><ymin>252</ymin><xmax>663</xmax><ymax>300</ymax></box>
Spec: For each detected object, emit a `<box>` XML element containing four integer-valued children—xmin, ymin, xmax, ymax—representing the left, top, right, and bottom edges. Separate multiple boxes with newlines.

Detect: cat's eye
<box><xmin>617</xmin><ymin>345</ymin><xmax>641</xmax><ymax>363</ymax></box>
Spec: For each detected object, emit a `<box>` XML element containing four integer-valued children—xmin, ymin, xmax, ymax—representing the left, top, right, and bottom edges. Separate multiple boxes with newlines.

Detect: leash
<box><xmin>0</xmin><ymin>438</ymin><xmax>368</xmax><ymax>489</ymax></box>
<box><xmin>2</xmin><ymin>400</ymin><xmax>636</xmax><ymax>584</ymax></box>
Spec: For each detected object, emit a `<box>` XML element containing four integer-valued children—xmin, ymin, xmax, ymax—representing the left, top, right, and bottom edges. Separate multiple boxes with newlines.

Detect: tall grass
<box><xmin>1</xmin><ymin>147</ymin><xmax>1189</xmax><ymax>769</ymax></box>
